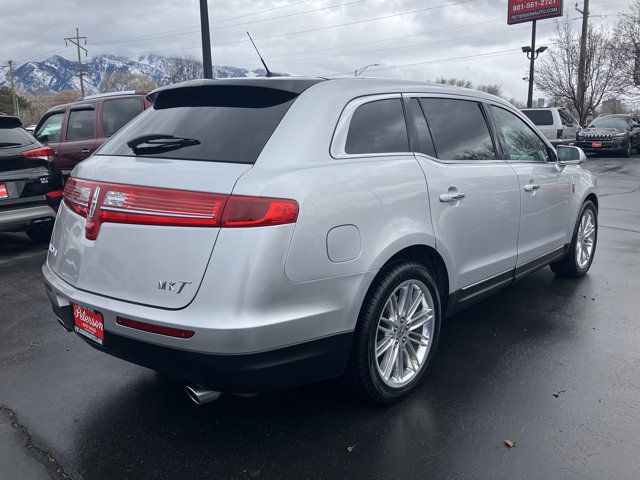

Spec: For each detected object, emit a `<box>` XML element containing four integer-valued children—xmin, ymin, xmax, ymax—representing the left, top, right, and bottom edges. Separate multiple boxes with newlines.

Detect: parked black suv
<box><xmin>0</xmin><ymin>115</ymin><xmax>58</xmax><ymax>242</ymax></box>
<box><xmin>575</xmin><ymin>114</ymin><xmax>640</xmax><ymax>157</ymax></box>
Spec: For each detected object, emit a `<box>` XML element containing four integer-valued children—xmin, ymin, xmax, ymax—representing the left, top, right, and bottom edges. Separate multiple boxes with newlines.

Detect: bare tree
<box><xmin>535</xmin><ymin>18</ymin><xmax>624</xmax><ymax>125</ymax></box>
<box><xmin>477</xmin><ymin>84</ymin><xmax>503</xmax><ymax>97</ymax></box>
<box><xmin>612</xmin><ymin>0</ymin><xmax>640</xmax><ymax>90</ymax></box>
<box><xmin>22</xmin><ymin>90</ymin><xmax>82</xmax><ymax>125</ymax></box>
<box><xmin>99</xmin><ymin>72</ymin><xmax>157</xmax><ymax>92</ymax></box>
<box><xmin>435</xmin><ymin>77</ymin><xmax>473</xmax><ymax>88</ymax></box>
<box><xmin>165</xmin><ymin>55</ymin><xmax>203</xmax><ymax>84</ymax></box>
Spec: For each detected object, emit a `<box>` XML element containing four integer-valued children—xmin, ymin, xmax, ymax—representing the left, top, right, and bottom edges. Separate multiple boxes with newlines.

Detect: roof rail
<box><xmin>83</xmin><ymin>90</ymin><xmax>141</xmax><ymax>100</ymax></box>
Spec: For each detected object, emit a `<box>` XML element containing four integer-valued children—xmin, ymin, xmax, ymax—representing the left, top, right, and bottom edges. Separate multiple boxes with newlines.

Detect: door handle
<box><xmin>81</xmin><ymin>148</ymin><xmax>91</xmax><ymax>154</ymax></box>
<box><xmin>439</xmin><ymin>192</ymin><xmax>466</xmax><ymax>202</ymax></box>
<box><xmin>524</xmin><ymin>183</ymin><xmax>540</xmax><ymax>192</ymax></box>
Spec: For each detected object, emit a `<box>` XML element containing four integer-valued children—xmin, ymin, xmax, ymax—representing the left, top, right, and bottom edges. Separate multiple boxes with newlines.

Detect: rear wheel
<box><xmin>342</xmin><ymin>262</ymin><xmax>442</xmax><ymax>403</ymax></box>
<box><xmin>550</xmin><ymin>201</ymin><xmax>597</xmax><ymax>278</ymax></box>
<box><xmin>25</xmin><ymin>222</ymin><xmax>53</xmax><ymax>243</ymax></box>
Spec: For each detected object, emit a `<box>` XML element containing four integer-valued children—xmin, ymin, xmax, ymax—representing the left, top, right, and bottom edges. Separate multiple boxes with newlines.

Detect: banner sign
<box><xmin>507</xmin><ymin>0</ymin><xmax>563</xmax><ymax>25</ymax></box>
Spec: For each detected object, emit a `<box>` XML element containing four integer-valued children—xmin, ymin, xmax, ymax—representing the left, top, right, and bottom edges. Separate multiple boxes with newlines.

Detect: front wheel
<box><xmin>621</xmin><ymin>141</ymin><xmax>632</xmax><ymax>158</ymax></box>
<box><xmin>342</xmin><ymin>262</ymin><xmax>442</xmax><ymax>403</ymax></box>
<box><xmin>550</xmin><ymin>201</ymin><xmax>597</xmax><ymax>278</ymax></box>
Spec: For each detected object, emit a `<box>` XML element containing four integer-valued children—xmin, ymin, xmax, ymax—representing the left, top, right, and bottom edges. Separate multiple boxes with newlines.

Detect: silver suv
<box><xmin>521</xmin><ymin>107</ymin><xmax>581</xmax><ymax>146</ymax></box>
<box><xmin>43</xmin><ymin>78</ymin><xmax>598</xmax><ymax>404</ymax></box>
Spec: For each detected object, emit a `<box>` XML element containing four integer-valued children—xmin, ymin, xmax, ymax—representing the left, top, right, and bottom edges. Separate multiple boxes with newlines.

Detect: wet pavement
<box><xmin>1</xmin><ymin>156</ymin><xmax>639</xmax><ymax>480</ymax></box>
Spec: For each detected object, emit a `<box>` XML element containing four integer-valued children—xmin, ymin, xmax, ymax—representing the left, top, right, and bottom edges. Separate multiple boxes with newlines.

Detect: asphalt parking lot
<box><xmin>1</xmin><ymin>155</ymin><xmax>639</xmax><ymax>480</ymax></box>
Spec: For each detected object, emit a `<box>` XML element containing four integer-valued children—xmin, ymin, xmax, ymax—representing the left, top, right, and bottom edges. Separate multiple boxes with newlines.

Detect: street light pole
<box><xmin>354</xmin><ymin>63</ymin><xmax>380</xmax><ymax>77</ymax></box>
<box><xmin>576</xmin><ymin>0</ymin><xmax>590</xmax><ymax>123</ymax></box>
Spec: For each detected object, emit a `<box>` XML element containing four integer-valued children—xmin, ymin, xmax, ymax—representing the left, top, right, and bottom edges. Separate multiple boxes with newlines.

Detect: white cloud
<box><xmin>0</xmin><ymin>0</ymin><xmax>630</xmax><ymax>102</ymax></box>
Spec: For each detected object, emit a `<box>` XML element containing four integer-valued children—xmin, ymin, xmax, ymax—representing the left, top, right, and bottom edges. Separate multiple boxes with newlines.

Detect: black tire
<box><xmin>25</xmin><ymin>222</ymin><xmax>54</xmax><ymax>243</ymax></box>
<box><xmin>550</xmin><ymin>200</ymin><xmax>598</xmax><ymax>278</ymax></box>
<box><xmin>621</xmin><ymin>142</ymin><xmax>632</xmax><ymax>158</ymax></box>
<box><xmin>341</xmin><ymin>261</ymin><xmax>442</xmax><ymax>403</ymax></box>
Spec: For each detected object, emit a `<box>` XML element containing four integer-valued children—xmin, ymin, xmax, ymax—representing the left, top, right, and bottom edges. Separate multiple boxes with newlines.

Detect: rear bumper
<box><xmin>0</xmin><ymin>204</ymin><xmax>56</xmax><ymax>232</ymax></box>
<box><xmin>43</xmin><ymin>261</ymin><xmax>361</xmax><ymax>392</ymax></box>
<box><xmin>52</xmin><ymin>299</ymin><xmax>352</xmax><ymax>393</ymax></box>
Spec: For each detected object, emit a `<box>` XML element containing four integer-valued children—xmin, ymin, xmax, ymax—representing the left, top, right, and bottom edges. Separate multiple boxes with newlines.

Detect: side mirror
<box><xmin>557</xmin><ymin>145</ymin><xmax>586</xmax><ymax>165</ymax></box>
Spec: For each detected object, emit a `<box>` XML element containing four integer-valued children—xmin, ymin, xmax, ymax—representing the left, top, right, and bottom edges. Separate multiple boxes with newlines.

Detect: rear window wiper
<box><xmin>126</xmin><ymin>134</ymin><xmax>200</xmax><ymax>153</ymax></box>
<box><xmin>0</xmin><ymin>142</ymin><xmax>22</xmax><ymax>148</ymax></box>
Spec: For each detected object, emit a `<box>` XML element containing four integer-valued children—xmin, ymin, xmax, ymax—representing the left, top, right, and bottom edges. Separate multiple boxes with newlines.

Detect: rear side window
<box><xmin>102</xmin><ymin>98</ymin><xmax>143</xmax><ymax>136</ymax></box>
<box><xmin>419</xmin><ymin>98</ymin><xmax>496</xmax><ymax>160</ymax></box>
<box><xmin>35</xmin><ymin>112</ymin><xmax>64</xmax><ymax>143</ymax></box>
<box><xmin>67</xmin><ymin>109</ymin><xmax>95</xmax><ymax>141</ymax></box>
<box><xmin>0</xmin><ymin>126</ymin><xmax>34</xmax><ymax>147</ymax></box>
<box><xmin>406</xmin><ymin>98</ymin><xmax>436</xmax><ymax>157</ymax></box>
<box><xmin>522</xmin><ymin>109</ymin><xmax>554</xmax><ymax>126</ymax></box>
<box><xmin>345</xmin><ymin>99</ymin><xmax>409</xmax><ymax>154</ymax></box>
<box><xmin>558</xmin><ymin>109</ymin><xmax>576</xmax><ymax>127</ymax></box>
<box><xmin>99</xmin><ymin>86</ymin><xmax>299</xmax><ymax>164</ymax></box>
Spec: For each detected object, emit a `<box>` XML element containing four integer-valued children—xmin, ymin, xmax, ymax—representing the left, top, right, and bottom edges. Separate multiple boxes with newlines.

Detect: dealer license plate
<box><xmin>591</xmin><ymin>141</ymin><xmax>603</xmax><ymax>148</ymax></box>
<box><xmin>73</xmin><ymin>304</ymin><xmax>104</xmax><ymax>345</ymax></box>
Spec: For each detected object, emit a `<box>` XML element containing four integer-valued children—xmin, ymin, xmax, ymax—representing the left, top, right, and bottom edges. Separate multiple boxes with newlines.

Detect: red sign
<box><xmin>73</xmin><ymin>304</ymin><xmax>104</xmax><ymax>345</ymax></box>
<box><xmin>508</xmin><ymin>0</ymin><xmax>563</xmax><ymax>25</ymax></box>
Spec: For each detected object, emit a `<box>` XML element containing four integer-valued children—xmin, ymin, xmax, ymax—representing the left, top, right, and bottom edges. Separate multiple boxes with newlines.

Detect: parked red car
<box><xmin>34</xmin><ymin>91</ymin><xmax>152</xmax><ymax>187</ymax></box>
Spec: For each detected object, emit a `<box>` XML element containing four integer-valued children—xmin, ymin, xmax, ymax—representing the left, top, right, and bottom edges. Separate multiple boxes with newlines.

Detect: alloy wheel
<box><xmin>374</xmin><ymin>280</ymin><xmax>435</xmax><ymax>388</ymax></box>
<box><xmin>576</xmin><ymin>209</ymin><xmax>596</xmax><ymax>269</ymax></box>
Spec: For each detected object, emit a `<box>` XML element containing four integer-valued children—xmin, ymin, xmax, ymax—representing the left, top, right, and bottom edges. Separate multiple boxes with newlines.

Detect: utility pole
<box><xmin>576</xmin><ymin>0</ymin><xmax>590</xmax><ymax>123</ymax></box>
<box><xmin>64</xmin><ymin>28</ymin><xmax>88</xmax><ymax>97</ymax></box>
<box><xmin>7</xmin><ymin>60</ymin><xmax>18</xmax><ymax>116</ymax></box>
<box><xmin>199</xmin><ymin>0</ymin><xmax>213</xmax><ymax>79</ymax></box>
<box><xmin>527</xmin><ymin>21</ymin><xmax>537</xmax><ymax>108</ymax></box>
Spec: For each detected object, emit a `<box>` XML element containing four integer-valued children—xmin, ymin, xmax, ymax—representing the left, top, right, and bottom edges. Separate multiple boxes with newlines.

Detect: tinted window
<box><xmin>35</xmin><ymin>112</ymin><xmax>64</xmax><ymax>143</ymax></box>
<box><xmin>406</xmin><ymin>98</ymin><xmax>436</xmax><ymax>157</ymax></box>
<box><xmin>99</xmin><ymin>86</ymin><xmax>298</xmax><ymax>164</ymax></box>
<box><xmin>522</xmin><ymin>109</ymin><xmax>554</xmax><ymax>126</ymax></box>
<box><xmin>345</xmin><ymin>99</ymin><xmax>409</xmax><ymax>154</ymax></box>
<box><xmin>419</xmin><ymin>98</ymin><xmax>496</xmax><ymax>160</ymax></box>
<box><xmin>67</xmin><ymin>109</ymin><xmax>95</xmax><ymax>141</ymax></box>
<box><xmin>0</xmin><ymin>126</ymin><xmax>34</xmax><ymax>147</ymax></box>
<box><xmin>558</xmin><ymin>109</ymin><xmax>576</xmax><ymax>127</ymax></box>
<box><xmin>492</xmin><ymin>106</ymin><xmax>551</xmax><ymax>162</ymax></box>
<box><xmin>102</xmin><ymin>98</ymin><xmax>143</xmax><ymax>136</ymax></box>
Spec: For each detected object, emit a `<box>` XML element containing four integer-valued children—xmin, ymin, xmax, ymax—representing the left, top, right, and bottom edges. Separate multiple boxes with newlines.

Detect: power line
<box><xmin>92</xmin><ymin>0</ymin><xmax>368</xmax><ymax>46</ymax></box>
<box><xmin>92</xmin><ymin>0</ymin><xmax>478</xmax><ymax>47</ymax></box>
<box><xmin>328</xmin><ymin>48</ymin><xmax>522</xmax><ymax>76</ymax></box>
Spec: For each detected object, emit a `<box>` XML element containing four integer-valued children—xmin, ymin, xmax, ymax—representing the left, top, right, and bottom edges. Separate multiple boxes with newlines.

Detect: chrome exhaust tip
<box><xmin>184</xmin><ymin>385</ymin><xmax>222</xmax><ymax>405</ymax></box>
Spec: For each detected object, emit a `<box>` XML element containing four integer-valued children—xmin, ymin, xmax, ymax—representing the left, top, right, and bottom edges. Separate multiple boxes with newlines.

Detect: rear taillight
<box><xmin>62</xmin><ymin>178</ymin><xmax>299</xmax><ymax>240</ymax></box>
<box><xmin>557</xmin><ymin>128</ymin><xmax>564</xmax><ymax>139</ymax></box>
<box><xmin>21</xmin><ymin>147</ymin><xmax>55</xmax><ymax>161</ymax></box>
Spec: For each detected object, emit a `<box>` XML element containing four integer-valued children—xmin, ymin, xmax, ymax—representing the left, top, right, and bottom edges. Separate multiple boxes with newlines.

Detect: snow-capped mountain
<box><xmin>0</xmin><ymin>54</ymin><xmax>270</xmax><ymax>95</ymax></box>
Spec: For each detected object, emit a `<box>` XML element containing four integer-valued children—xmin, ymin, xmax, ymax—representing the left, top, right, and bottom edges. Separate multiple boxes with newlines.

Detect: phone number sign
<box><xmin>507</xmin><ymin>0</ymin><xmax>563</xmax><ymax>25</ymax></box>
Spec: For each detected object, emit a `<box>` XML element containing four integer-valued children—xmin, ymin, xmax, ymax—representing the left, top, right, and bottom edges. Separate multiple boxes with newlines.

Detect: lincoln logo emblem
<box><xmin>158</xmin><ymin>280</ymin><xmax>192</xmax><ymax>294</ymax></box>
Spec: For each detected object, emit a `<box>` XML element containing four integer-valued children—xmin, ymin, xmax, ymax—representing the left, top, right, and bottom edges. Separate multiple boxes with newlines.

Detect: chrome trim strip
<box><xmin>99</xmin><ymin>206</ymin><xmax>213</xmax><ymax>219</ymax></box>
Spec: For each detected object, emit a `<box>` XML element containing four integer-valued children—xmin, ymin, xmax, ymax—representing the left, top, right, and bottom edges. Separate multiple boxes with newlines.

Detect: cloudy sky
<box><xmin>0</xmin><ymin>0</ymin><xmax>630</xmax><ymax>101</ymax></box>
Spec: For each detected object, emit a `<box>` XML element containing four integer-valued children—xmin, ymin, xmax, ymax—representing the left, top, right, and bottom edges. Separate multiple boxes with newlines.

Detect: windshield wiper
<box><xmin>126</xmin><ymin>134</ymin><xmax>200</xmax><ymax>153</ymax></box>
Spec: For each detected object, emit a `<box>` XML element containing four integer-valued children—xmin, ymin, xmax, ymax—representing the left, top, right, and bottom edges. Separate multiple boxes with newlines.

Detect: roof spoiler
<box><xmin>0</xmin><ymin>115</ymin><xmax>22</xmax><ymax>129</ymax></box>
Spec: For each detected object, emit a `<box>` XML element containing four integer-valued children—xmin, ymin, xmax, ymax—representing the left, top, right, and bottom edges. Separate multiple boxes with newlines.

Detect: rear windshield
<box><xmin>0</xmin><ymin>126</ymin><xmax>35</xmax><ymax>148</ymax></box>
<box><xmin>522</xmin><ymin>109</ymin><xmax>554</xmax><ymax>126</ymax></box>
<box><xmin>97</xmin><ymin>86</ymin><xmax>298</xmax><ymax>164</ymax></box>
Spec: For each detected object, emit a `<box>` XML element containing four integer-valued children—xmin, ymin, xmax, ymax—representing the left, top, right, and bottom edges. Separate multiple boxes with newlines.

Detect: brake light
<box><xmin>221</xmin><ymin>195</ymin><xmax>299</xmax><ymax>227</ymax></box>
<box><xmin>62</xmin><ymin>177</ymin><xmax>299</xmax><ymax>240</ymax></box>
<box><xmin>21</xmin><ymin>147</ymin><xmax>55</xmax><ymax>161</ymax></box>
<box><xmin>46</xmin><ymin>189</ymin><xmax>63</xmax><ymax>199</ymax></box>
<box><xmin>116</xmin><ymin>316</ymin><xmax>195</xmax><ymax>339</ymax></box>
